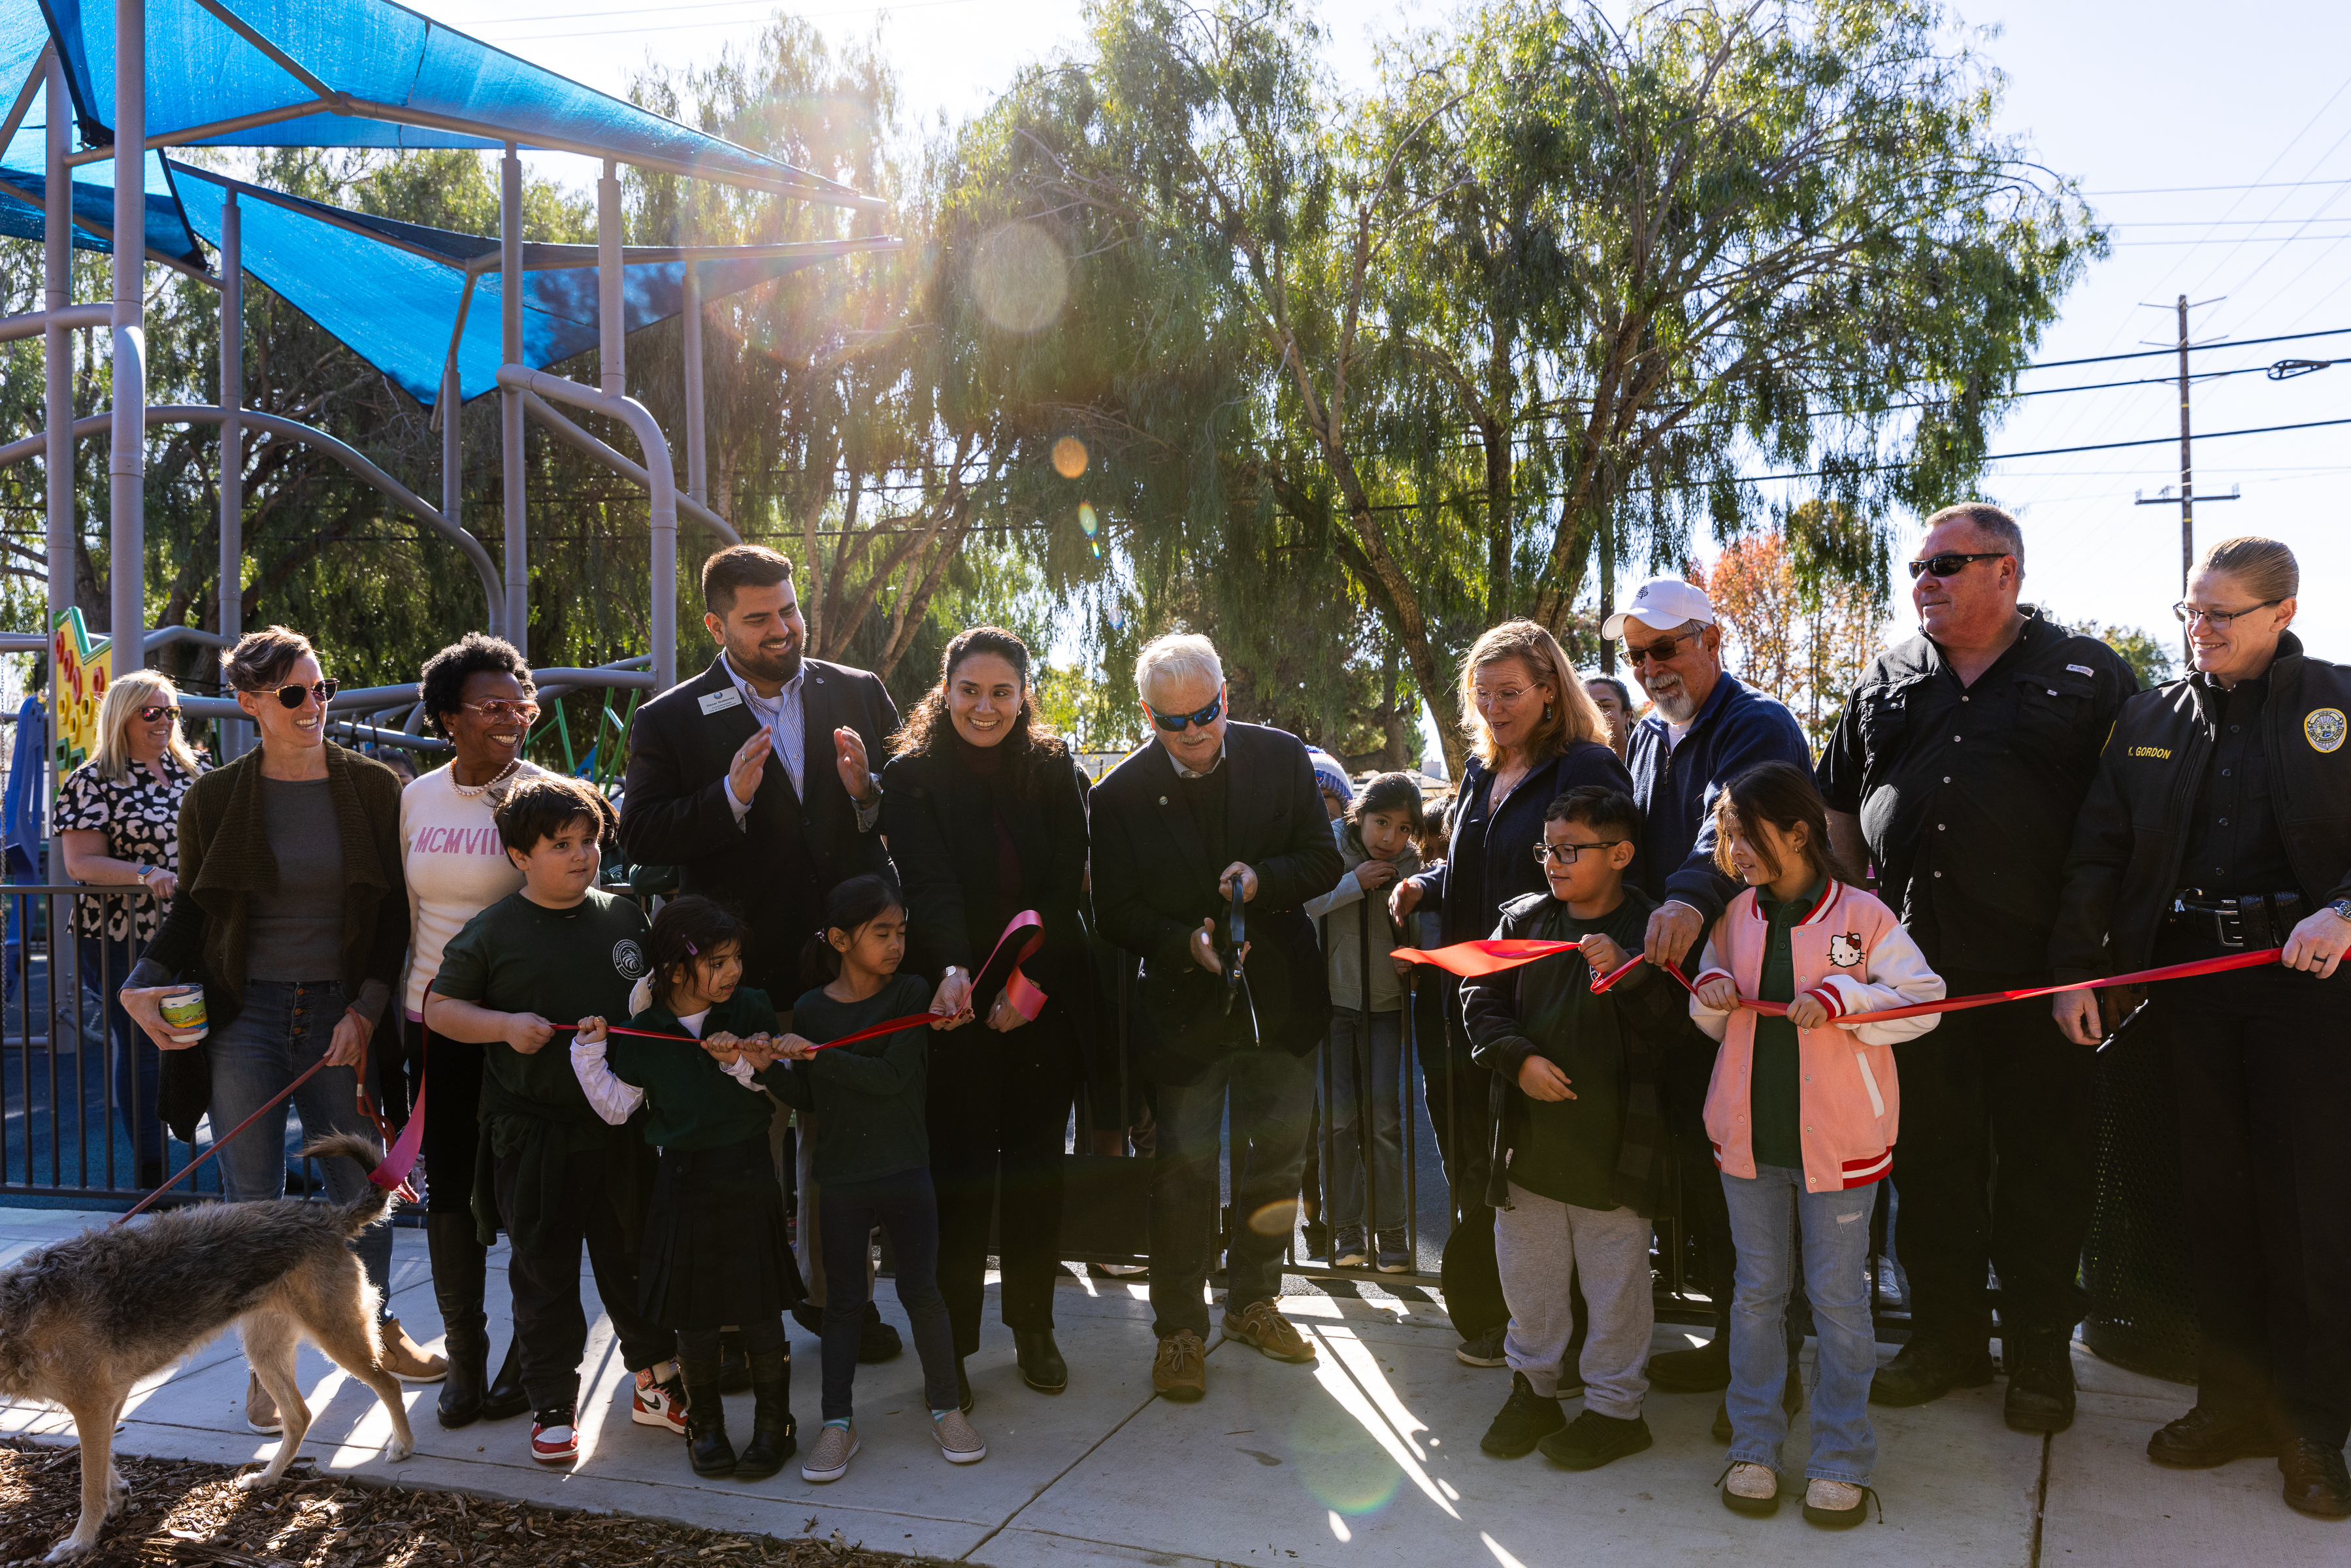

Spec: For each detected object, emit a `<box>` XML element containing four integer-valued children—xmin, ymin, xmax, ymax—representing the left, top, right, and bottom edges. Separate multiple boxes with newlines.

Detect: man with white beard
<box><xmin>1609</xmin><ymin>578</ymin><xmax>1813</xmax><ymax>1400</ymax></box>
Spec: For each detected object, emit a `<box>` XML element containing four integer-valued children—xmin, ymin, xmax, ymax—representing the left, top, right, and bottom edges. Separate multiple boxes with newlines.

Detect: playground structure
<box><xmin>0</xmin><ymin>0</ymin><xmax>897</xmax><ymax>781</ymax></box>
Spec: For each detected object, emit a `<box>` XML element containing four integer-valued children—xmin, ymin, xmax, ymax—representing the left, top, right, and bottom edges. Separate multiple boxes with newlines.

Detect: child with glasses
<box><xmin>1689</xmin><ymin>760</ymin><xmax>1944</xmax><ymax>1526</ymax></box>
<box><xmin>1460</xmin><ymin>787</ymin><xmax>1690</xmax><ymax>1469</ymax></box>
<box><xmin>1302</xmin><ymin>772</ymin><xmax>1424</xmax><ymax>1271</ymax></box>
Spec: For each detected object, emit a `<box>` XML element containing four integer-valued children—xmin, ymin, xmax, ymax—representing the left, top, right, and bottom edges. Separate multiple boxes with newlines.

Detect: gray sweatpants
<box><xmin>1496</xmin><ymin>1181</ymin><xmax>1654</xmax><ymax>1416</ymax></box>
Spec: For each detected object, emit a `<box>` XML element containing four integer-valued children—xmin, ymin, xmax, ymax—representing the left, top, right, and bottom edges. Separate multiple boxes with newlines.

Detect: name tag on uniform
<box><xmin>2066</xmin><ymin>664</ymin><xmax>2095</xmax><ymax>678</ymax></box>
<box><xmin>699</xmin><ymin>686</ymin><xmax>745</xmax><ymax>717</ymax></box>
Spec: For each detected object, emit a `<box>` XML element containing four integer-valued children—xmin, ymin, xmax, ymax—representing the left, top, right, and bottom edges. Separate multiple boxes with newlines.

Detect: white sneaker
<box><xmin>631</xmin><ymin>1364</ymin><xmax>687</xmax><ymax>1435</ymax></box>
<box><xmin>802</xmin><ymin>1420</ymin><xmax>858</xmax><ymax>1483</ymax></box>
<box><xmin>932</xmin><ymin>1408</ymin><xmax>987</xmax><ymax>1464</ymax></box>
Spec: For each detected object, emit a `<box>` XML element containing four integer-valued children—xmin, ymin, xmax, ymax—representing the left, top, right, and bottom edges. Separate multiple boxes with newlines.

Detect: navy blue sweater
<box><xmin>1626</xmin><ymin>673</ymin><xmax>1813</xmax><ymax>926</ymax></box>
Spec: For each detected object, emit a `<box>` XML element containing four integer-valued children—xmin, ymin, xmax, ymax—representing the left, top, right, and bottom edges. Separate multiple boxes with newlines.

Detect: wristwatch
<box><xmin>2330</xmin><ymin>898</ymin><xmax>2351</xmax><ymax>923</ymax></box>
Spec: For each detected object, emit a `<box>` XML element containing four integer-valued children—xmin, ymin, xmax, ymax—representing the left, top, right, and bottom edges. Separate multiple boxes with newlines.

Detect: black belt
<box><xmin>2167</xmin><ymin>889</ymin><xmax>2304</xmax><ymax>949</ymax></box>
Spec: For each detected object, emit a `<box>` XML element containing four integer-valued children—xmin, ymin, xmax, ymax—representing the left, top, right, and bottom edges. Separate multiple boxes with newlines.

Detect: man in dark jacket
<box><xmin>615</xmin><ymin>544</ymin><xmax>901</xmax><ymax>1360</ymax></box>
<box><xmin>1613</xmin><ymin>576</ymin><xmax>1813</xmax><ymax>1394</ymax></box>
<box><xmin>1091</xmin><ymin>632</ymin><xmax>1341</xmax><ymax>1403</ymax></box>
<box><xmin>1817</xmin><ymin>504</ymin><xmax>2137</xmax><ymax>1433</ymax></box>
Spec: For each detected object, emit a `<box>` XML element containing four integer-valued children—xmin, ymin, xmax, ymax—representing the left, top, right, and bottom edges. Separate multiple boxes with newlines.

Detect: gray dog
<box><xmin>0</xmin><ymin>1134</ymin><xmax>416</xmax><ymax>1561</ymax></box>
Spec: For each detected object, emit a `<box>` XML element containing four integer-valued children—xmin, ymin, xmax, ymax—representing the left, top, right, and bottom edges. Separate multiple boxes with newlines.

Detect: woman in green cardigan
<box><xmin>118</xmin><ymin>625</ymin><xmax>441</xmax><ymax>1425</ymax></box>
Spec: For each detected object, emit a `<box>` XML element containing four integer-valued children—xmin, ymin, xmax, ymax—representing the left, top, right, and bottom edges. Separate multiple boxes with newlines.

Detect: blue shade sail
<box><xmin>0</xmin><ymin>100</ymin><xmax>206</xmax><ymax>261</ymax></box>
<box><xmin>170</xmin><ymin>161</ymin><xmax>889</xmax><ymax>407</ymax></box>
<box><xmin>25</xmin><ymin>0</ymin><xmax>870</xmax><ymax>206</ymax></box>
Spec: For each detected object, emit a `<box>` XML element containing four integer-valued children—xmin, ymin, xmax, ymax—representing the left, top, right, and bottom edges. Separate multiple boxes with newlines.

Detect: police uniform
<box><xmin>1818</xmin><ymin>608</ymin><xmax>2137</xmax><ymax>1395</ymax></box>
<box><xmin>2052</xmin><ymin>629</ymin><xmax>2351</xmax><ymax>1491</ymax></box>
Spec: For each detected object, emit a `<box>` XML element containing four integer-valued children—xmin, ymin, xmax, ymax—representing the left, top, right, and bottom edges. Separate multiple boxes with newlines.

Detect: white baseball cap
<box><xmin>1602</xmin><ymin>577</ymin><xmax>1716</xmax><ymax>640</ymax></box>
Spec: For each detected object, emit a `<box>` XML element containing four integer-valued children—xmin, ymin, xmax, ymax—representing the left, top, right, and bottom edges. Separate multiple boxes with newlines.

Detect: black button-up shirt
<box><xmin>1817</xmin><ymin>610</ymin><xmax>2137</xmax><ymax>977</ymax></box>
<box><xmin>2181</xmin><ymin>672</ymin><xmax>2296</xmax><ymax>898</ymax></box>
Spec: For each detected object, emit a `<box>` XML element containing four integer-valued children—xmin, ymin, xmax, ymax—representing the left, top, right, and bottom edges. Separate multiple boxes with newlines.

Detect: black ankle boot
<box><xmin>732</xmin><ymin>1350</ymin><xmax>797</xmax><ymax>1480</ymax></box>
<box><xmin>427</xmin><ymin>1214</ymin><xmax>489</xmax><ymax>1428</ymax></box>
<box><xmin>680</xmin><ymin>1356</ymin><xmax>736</xmax><ymax>1477</ymax></box>
<box><xmin>482</xmin><ymin>1335</ymin><xmax>531</xmax><ymax>1421</ymax></box>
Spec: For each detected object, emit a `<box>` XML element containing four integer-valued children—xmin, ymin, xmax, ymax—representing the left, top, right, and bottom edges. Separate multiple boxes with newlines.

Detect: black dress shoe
<box><xmin>2147</xmin><ymin>1405</ymin><xmax>2282</xmax><ymax>1469</ymax></box>
<box><xmin>1647</xmin><ymin>1338</ymin><xmax>1730</xmax><ymax>1393</ymax></box>
<box><xmin>2003</xmin><ymin>1338</ymin><xmax>2077</xmax><ymax>1435</ymax></box>
<box><xmin>1869</xmin><ymin>1338</ymin><xmax>1994</xmax><ymax>1407</ymax></box>
<box><xmin>1016</xmin><ymin>1330</ymin><xmax>1069</xmax><ymax>1393</ymax></box>
<box><xmin>857</xmin><ymin>1303</ymin><xmax>904</xmax><ymax>1364</ymax></box>
<box><xmin>480</xmin><ymin>1337</ymin><xmax>531</xmax><ymax>1422</ymax></box>
<box><xmin>2280</xmin><ymin>1439</ymin><xmax>2351</xmax><ymax>1519</ymax></box>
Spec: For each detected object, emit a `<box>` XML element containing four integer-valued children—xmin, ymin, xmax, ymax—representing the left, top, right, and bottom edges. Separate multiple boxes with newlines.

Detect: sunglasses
<box><xmin>242</xmin><ymin>679</ymin><xmax>338</xmax><ymax>710</ymax></box>
<box><xmin>1622</xmin><ymin>627</ymin><xmax>1702</xmax><ymax>666</ymax></box>
<box><xmin>1145</xmin><ymin>692</ymin><xmax>1225</xmax><ymax>732</ymax></box>
<box><xmin>459</xmin><ymin>698</ymin><xmax>541</xmax><ymax>723</ymax></box>
<box><xmin>134</xmin><ymin>704</ymin><xmax>182</xmax><ymax>724</ymax></box>
<box><xmin>1905</xmin><ymin>551</ymin><xmax>2007</xmax><ymax>580</ymax></box>
<box><xmin>1532</xmin><ymin>839</ymin><xmax>1625</xmax><ymax>865</ymax></box>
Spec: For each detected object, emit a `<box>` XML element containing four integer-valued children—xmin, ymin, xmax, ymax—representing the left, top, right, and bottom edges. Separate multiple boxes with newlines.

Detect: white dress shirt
<box><xmin>719</xmin><ymin>653</ymin><xmax>881</xmax><ymax>831</ymax></box>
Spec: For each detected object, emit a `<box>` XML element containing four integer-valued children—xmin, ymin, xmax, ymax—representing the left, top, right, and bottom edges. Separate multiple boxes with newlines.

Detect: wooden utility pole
<box><xmin>2134</xmin><ymin>294</ymin><xmax>2235</xmax><ymax>656</ymax></box>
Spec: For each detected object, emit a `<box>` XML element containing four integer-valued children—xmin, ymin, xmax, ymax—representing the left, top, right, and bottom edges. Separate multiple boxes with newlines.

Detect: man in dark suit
<box><xmin>1090</xmin><ymin>632</ymin><xmax>1342</xmax><ymax>1402</ymax></box>
<box><xmin>617</xmin><ymin>545</ymin><xmax>897</xmax><ymax>996</ymax></box>
<box><xmin>617</xmin><ymin>544</ymin><xmax>901</xmax><ymax>1360</ymax></box>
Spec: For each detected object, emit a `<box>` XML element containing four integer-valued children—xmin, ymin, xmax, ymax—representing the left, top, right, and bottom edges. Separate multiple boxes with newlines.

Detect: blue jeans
<box><xmin>1323</xmin><ymin>1008</ymin><xmax>1404</xmax><ymax>1233</ymax></box>
<box><xmin>1150</xmin><ymin>1045</ymin><xmax>1315</xmax><ymax>1340</ymax></box>
<box><xmin>79</xmin><ymin>934</ymin><xmax>162</xmax><ymax>1168</ymax></box>
<box><xmin>209</xmin><ymin>980</ymin><xmax>394</xmax><ymax>1318</ymax></box>
<box><xmin>1721</xmin><ymin>1165</ymin><xmax>1879</xmax><ymax>1484</ymax></box>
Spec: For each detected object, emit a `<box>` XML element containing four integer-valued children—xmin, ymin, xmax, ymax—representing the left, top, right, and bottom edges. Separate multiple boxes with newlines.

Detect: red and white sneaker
<box><xmin>631</xmin><ymin>1364</ymin><xmax>688</xmax><ymax>1436</ymax></box>
<box><xmin>531</xmin><ymin>1407</ymin><xmax>579</xmax><ymax>1465</ymax></box>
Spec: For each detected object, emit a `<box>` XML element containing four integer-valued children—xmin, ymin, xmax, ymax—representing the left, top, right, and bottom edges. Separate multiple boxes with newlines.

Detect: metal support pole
<box><xmin>217</xmin><ymin>189</ymin><xmax>246</xmax><ymax>760</ymax></box>
<box><xmin>598</xmin><ymin>159</ymin><xmax>623</xmax><ymax>399</ymax></box>
<box><xmin>1356</xmin><ymin>881</ymin><xmax>1377</xmax><ymax>1266</ymax></box>
<box><xmin>43</xmin><ymin>46</ymin><xmax>71</xmax><ymax>813</ymax></box>
<box><xmin>500</xmin><ymin>146</ymin><xmax>527</xmax><ymax>655</ymax></box>
<box><xmin>441</xmin><ymin>355</ymin><xmax>462</xmax><ymax>566</ymax></box>
<box><xmin>682</xmin><ymin>259</ymin><xmax>707</xmax><ymax>508</ymax></box>
<box><xmin>108</xmin><ymin>0</ymin><xmax>146</xmax><ymax>669</ymax></box>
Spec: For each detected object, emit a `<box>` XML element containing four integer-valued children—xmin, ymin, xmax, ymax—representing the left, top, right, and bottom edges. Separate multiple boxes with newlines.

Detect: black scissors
<box><xmin>1223</xmin><ymin>879</ymin><xmax>1247</xmax><ymax>1013</ymax></box>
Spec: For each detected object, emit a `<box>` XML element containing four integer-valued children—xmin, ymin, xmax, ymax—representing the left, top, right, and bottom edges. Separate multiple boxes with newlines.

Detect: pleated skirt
<box><xmin>637</xmin><ymin>1133</ymin><xmax>806</xmax><ymax>1330</ymax></box>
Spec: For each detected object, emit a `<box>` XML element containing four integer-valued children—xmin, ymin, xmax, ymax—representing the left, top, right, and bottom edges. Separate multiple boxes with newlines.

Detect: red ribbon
<box><xmin>1398</xmin><ymin>938</ymin><xmax>2290</xmax><ymax>1024</ymax></box>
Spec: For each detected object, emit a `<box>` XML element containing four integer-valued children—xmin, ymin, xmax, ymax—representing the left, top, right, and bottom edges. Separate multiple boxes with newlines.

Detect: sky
<box><xmin>411</xmin><ymin>0</ymin><xmax>2351</xmax><ymax>690</ymax></box>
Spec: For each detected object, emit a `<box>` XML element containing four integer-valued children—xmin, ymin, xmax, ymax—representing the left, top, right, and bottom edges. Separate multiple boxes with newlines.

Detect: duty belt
<box><xmin>2167</xmin><ymin>889</ymin><xmax>2305</xmax><ymax>950</ymax></box>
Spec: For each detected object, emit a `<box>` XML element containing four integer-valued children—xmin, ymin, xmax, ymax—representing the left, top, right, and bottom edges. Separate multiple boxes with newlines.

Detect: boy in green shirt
<box><xmin>425</xmin><ymin>775</ymin><xmax>670</xmax><ymax>1467</ymax></box>
<box><xmin>1460</xmin><ymin>786</ymin><xmax>1688</xmax><ymax>1471</ymax></box>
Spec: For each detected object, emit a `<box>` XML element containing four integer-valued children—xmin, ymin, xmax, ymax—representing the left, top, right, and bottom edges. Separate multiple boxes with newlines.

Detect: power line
<box><xmin>2022</xmin><ymin>325</ymin><xmax>2351</xmax><ymax>370</ymax></box>
<box><xmin>2089</xmin><ymin>178</ymin><xmax>2351</xmax><ymax>196</ymax></box>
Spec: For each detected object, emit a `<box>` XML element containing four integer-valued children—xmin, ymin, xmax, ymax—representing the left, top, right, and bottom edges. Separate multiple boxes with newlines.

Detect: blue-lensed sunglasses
<box><xmin>1146</xmin><ymin>692</ymin><xmax>1225</xmax><ymax>732</ymax></box>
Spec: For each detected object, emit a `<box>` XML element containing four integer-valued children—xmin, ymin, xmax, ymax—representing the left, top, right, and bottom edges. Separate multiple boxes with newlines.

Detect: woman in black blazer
<box><xmin>880</xmin><ymin>627</ymin><xmax>1091</xmax><ymax>1402</ymax></box>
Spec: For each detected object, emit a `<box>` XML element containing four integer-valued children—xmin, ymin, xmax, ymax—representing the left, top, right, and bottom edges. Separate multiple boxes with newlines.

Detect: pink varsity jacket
<box><xmin>1690</xmin><ymin>879</ymin><xmax>1946</xmax><ymax>1192</ymax></box>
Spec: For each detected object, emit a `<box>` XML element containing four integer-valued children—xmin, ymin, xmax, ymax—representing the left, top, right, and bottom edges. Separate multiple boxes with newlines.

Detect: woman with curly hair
<box><xmin>880</xmin><ymin>627</ymin><xmax>1091</xmax><ymax>1403</ymax></box>
<box><xmin>401</xmin><ymin>632</ymin><xmax>549</xmax><ymax>1429</ymax></box>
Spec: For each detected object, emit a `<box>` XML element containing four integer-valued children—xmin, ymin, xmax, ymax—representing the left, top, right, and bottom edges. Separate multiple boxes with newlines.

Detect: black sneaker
<box><xmin>857</xmin><ymin>1303</ymin><xmax>904</xmax><ymax>1364</ymax></box>
<box><xmin>2003</xmin><ymin>1337</ymin><xmax>2076</xmax><ymax>1435</ymax></box>
<box><xmin>2147</xmin><ymin>1405</ymin><xmax>2282</xmax><ymax>1469</ymax></box>
<box><xmin>1537</xmin><ymin>1408</ymin><xmax>1654</xmax><ymax>1471</ymax></box>
<box><xmin>1456</xmin><ymin>1324</ymin><xmax>1509</xmax><ymax>1367</ymax></box>
<box><xmin>1479</xmin><ymin>1372</ymin><xmax>1565</xmax><ymax>1458</ymax></box>
<box><xmin>1869</xmin><ymin>1337</ymin><xmax>1994</xmax><ymax>1407</ymax></box>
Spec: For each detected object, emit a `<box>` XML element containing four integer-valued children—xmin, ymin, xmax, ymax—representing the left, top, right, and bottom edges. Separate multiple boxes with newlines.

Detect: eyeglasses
<box><xmin>458</xmin><ymin>698</ymin><xmax>541</xmax><ymax>723</ymax></box>
<box><xmin>1622</xmin><ymin>628</ymin><xmax>1702</xmax><ymax>667</ymax></box>
<box><xmin>1532</xmin><ymin>839</ymin><xmax>1625</xmax><ymax>865</ymax></box>
<box><xmin>241</xmin><ymin>679</ymin><xmax>338</xmax><ymax>710</ymax></box>
<box><xmin>2173</xmin><ymin>599</ymin><xmax>2281</xmax><ymax>629</ymax></box>
<box><xmin>1145</xmin><ymin>692</ymin><xmax>1225</xmax><ymax>732</ymax></box>
<box><xmin>1905</xmin><ymin>551</ymin><xmax>2009</xmax><ymax>580</ymax></box>
<box><xmin>135</xmin><ymin>704</ymin><xmax>182</xmax><ymax>723</ymax></box>
<box><xmin>1471</xmin><ymin>684</ymin><xmax>1539</xmax><ymax>706</ymax></box>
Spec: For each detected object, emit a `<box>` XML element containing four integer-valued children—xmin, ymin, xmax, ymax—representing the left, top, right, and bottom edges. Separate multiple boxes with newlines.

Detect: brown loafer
<box><xmin>1221</xmin><ymin>1300</ymin><xmax>1317</xmax><ymax>1364</ymax></box>
<box><xmin>380</xmin><ymin>1316</ymin><xmax>449</xmax><ymax>1383</ymax></box>
<box><xmin>1153</xmin><ymin>1330</ymin><xmax>1208</xmax><ymax>1401</ymax></box>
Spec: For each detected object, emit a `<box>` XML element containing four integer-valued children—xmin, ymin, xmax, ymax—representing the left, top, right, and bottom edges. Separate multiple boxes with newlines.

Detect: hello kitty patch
<box><xmin>1827</xmin><ymin>933</ymin><xmax>1865</xmax><ymax>968</ymax></box>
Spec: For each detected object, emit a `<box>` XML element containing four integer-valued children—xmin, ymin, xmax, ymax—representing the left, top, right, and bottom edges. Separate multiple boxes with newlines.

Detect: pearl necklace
<box><xmin>450</xmin><ymin>758</ymin><xmax>521</xmax><ymax>799</ymax></box>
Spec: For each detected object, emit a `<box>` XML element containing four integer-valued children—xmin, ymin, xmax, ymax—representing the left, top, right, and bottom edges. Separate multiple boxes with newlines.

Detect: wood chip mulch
<box><xmin>0</xmin><ymin>1438</ymin><xmax>918</xmax><ymax>1568</ymax></box>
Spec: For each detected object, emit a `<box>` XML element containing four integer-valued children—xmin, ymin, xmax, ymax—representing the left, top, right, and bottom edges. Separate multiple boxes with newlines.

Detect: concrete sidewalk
<box><xmin>1</xmin><ymin>1209</ymin><xmax>2334</xmax><ymax>1566</ymax></box>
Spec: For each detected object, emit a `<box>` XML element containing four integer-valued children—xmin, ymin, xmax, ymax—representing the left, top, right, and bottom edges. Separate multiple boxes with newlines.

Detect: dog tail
<box><xmin>298</xmin><ymin>1134</ymin><xmax>397</xmax><ymax>1233</ymax></box>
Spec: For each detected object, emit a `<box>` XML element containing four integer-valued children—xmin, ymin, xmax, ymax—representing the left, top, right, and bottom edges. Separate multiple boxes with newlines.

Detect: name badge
<box><xmin>699</xmin><ymin>687</ymin><xmax>745</xmax><ymax>717</ymax></box>
<box><xmin>2065</xmin><ymin>664</ymin><xmax>2095</xmax><ymax>678</ymax></box>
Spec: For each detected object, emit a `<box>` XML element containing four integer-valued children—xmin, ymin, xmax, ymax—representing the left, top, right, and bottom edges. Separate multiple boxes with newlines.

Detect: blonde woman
<box><xmin>58</xmin><ymin>670</ymin><xmax>207</xmax><ymax>1188</ymax></box>
<box><xmin>1389</xmin><ymin>620</ymin><xmax>1632</xmax><ymax>1369</ymax></box>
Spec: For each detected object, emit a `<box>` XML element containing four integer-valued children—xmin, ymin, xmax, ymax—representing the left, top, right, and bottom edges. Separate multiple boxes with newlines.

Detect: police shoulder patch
<box><xmin>2307</xmin><ymin>708</ymin><xmax>2347</xmax><ymax>755</ymax></box>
